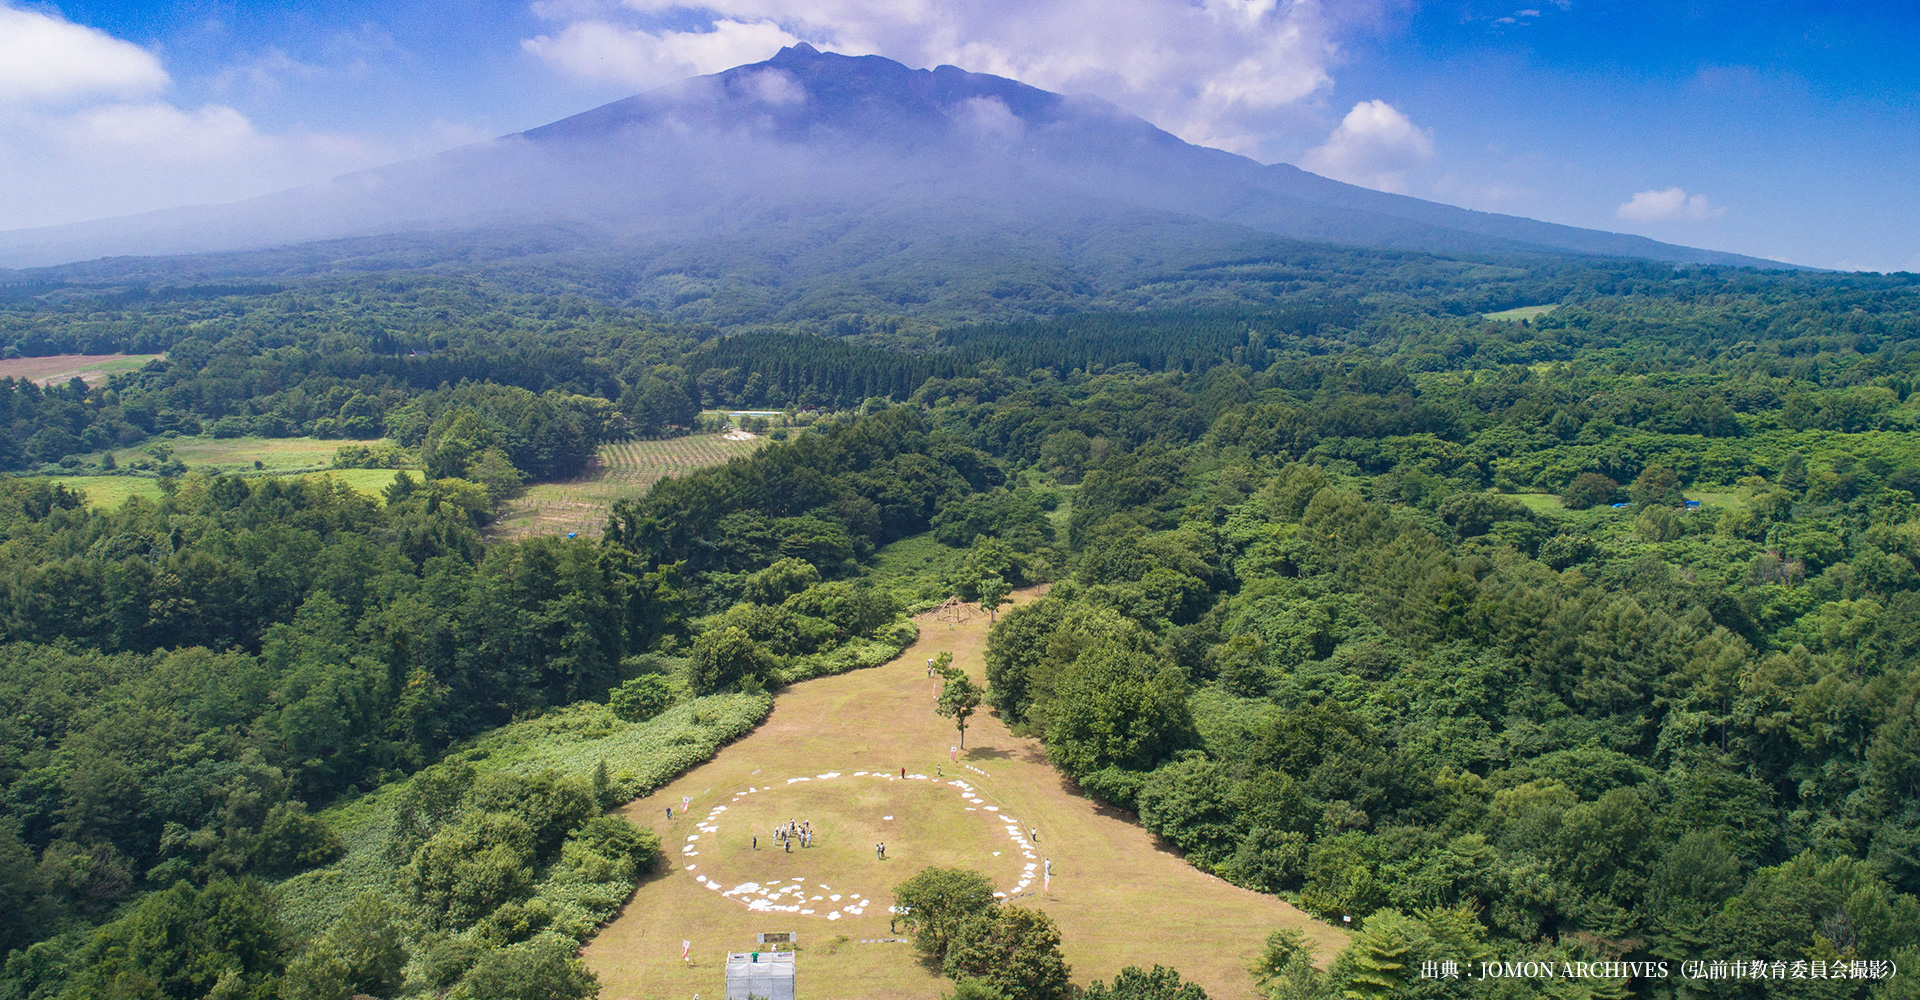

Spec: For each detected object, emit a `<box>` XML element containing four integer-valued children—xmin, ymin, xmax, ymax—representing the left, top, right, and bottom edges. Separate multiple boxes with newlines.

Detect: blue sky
<box><xmin>1</xmin><ymin>0</ymin><xmax>1915</xmax><ymax>270</ymax></box>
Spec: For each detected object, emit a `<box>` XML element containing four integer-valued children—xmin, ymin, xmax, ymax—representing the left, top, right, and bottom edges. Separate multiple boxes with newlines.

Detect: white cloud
<box><xmin>0</xmin><ymin>8</ymin><xmax>484</xmax><ymax>232</ymax></box>
<box><xmin>737</xmin><ymin>67</ymin><xmax>806</xmax><ymax>105</ymax></box>
<box><xmin>522</xmin><ymin>18</ymin><xmax>804</xmax><ymax>88</ymax></box>
<box><xmin>0</xmin><ymin>5</ymin><xmax>169</xmax><ymax>102</ymax></box>
<box><xmin>522</xmin><ymin>0</ymin><xmax>1395</xmax><ymax>159</ymax></box>
<box><xmin>67</xmin><ymin>102</ymin><xmax>258</xmax><ymax>158</ymax></box>
<box><xmin>0</xmin><ymin>96</ymin><xmax>414</xmax><ymax>228</ymax></box>
<box><xmin>1298</xmin><ymin>99</ymin><xmax>1433</xmax><ymax>193</ymax></box>
<box><xmin>1616</xmin><ymin>187</ymin><xmax>1725</xmax><ymax>221</ymax></box>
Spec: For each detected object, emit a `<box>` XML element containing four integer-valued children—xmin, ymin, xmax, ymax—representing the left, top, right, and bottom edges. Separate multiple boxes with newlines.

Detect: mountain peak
<box><xmin>0</xmin><ymin>47</ymin><xmax>1792</xmax><ymax>272</ymax></box>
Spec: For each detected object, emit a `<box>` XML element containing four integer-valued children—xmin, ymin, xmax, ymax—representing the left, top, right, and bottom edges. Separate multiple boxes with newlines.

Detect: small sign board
<box><xmin>757</xmin><ymin>931</ymin><xmax>796</xmax><ymax>945</ymax></box>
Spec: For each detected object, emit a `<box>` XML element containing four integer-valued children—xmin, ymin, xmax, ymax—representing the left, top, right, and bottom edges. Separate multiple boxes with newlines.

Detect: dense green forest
<box><xmin>4</xmin><ymin>247</ymin><xmax>1920</xmax><ymax>999</ymax></box>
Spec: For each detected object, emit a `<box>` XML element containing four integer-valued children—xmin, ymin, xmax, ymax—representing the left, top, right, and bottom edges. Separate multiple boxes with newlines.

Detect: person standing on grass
<box><xmin>752</xmin><ymin>834</ymin><xmax>758</xmax><ymax>850</ymax></box>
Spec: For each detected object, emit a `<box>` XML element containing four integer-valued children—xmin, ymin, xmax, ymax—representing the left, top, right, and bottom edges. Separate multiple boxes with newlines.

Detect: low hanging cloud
<box><xmin>522</xmin><ymin>18</ymin><xmax>805</xmax><ymax>88</ymax></box>
<box><xmin>0</xmin><ymin>5</ymin><xmax>168</xmax><ymax>102</ymax></box>
<box><xmin>1616</xmin><ymin>187</ymin><xmax>1725</xmax><ymax>221</ymax></box>
<box><xmin>1298</xmin><ymin>99</ymin><xmax>1433</xmax><ymax>193</ymax></box>
<box><xmin>520</xmin><ymin>0</ymin><xmax>1398</xmax><ymax>159</ymax></box>
<box><xmin>0</xmin><ymin>5</ymin><xmax>485</xmax><ymax>232</ymax></box>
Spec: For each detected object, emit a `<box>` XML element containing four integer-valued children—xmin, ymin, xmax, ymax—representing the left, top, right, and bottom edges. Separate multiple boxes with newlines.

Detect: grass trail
<box><xmin>585</xmin><ymin>589</ymin><xmax>1345</xmax><ymax>1000</ymax></box>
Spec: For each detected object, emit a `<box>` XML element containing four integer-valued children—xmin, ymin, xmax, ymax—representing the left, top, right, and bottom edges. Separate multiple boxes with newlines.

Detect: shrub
<box><xmin>449</xmin><ymin>931</ymin><xmax>599</xmax><ymax>1000</ymax></box>
<box><xmin>279</xmin><ymin>893</ymin><xmax>407</xmax><ymax>1000</ymax></box>
<box><xmin>893</xmin><ymin>867</ymin><xmax>998</xmax><ymax>960</ymax></box>
<box><xmin>251</xmin><ymin>801</ymin><xmax>346</xmax><ymax>877</ymax></box>
<box><xmin>609</xmin><ymin>674</ymin><xmax>675</xmax><ymax>722</ymax></box>
<box><xmin>943</xmin><ymin>906</ymin><xmax>1073</xmax><ymax>1000</ymax></box>
<box><xmin>1560</xmin><ymin>473</ymin><xmax>1620</xmax><ymax>510</ymax></box>
<box><xmin>404</xmin><ymin>812</ymin><xmax>538</xmax><ymax>927</ymax></box>
<box><xmin>689</xmin><ymin>626</ymin><xmax>774</xmax><ymax>694</ymax></box>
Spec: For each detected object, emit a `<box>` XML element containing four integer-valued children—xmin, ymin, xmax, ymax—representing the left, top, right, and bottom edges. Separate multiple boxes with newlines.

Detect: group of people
<box><xmin>765</xmin><ymin>819</ymin><xmax>811</xmax><ymax>852</ymax></box>
<box><xmin>874</xmin><ymin>842</ymin><xmax>888</xmax><ymax>860</ymax></box>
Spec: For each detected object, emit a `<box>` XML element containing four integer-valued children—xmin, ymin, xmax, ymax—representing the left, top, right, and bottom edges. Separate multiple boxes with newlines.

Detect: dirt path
<box><xmin>585</xmin><ymin>589</ymin><xmax>1346</xmax><ymax>999</ymax></box>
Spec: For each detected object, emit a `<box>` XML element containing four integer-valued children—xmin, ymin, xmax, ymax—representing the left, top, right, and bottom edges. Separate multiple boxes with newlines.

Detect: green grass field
<box><xmin>42</xmin><ymin>476</ymin><xmax>167</xmax><ymax>507</ymax></box>
<box><xmin>97</xmin><ymin>436</ymin><xmax>385</xmax><ymax>475</ymax></box>
<box><xmin>1482</xmin><ymin>304</ymin><xmax>1560</xmax><ymax>322</ymax></box>
<box><xmin>865</xmin><ymin>534</ymin><xmax>971</xmax><ymax>607</ymax></box>
<box><xmin>315</xmin><ymin>469</ymin><xmax>422</xmax><ymax>498</ymax></box>
<box><xmin>1509</xmin><ymin>492</ymin><xmax>1567</xmax><ymax>513</ymax></box>
<box><xmin>492</xmin><ymin>434</ymin><xmax>763</xmax><ymax>540</ymax></box>
<box><xmin>43</xmin><ymin>470</ymin><xmax>423</xmax><ymax>509</ymax></box>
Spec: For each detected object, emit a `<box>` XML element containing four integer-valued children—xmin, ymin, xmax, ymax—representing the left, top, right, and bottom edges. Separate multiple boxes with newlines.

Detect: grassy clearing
<box><xmin>1508</xmin><ymin>492</ymin><xmax>1566</xmax><ymax>514</ymax></box>
<box><xmin>0</xmin><ymin>352</ymin><xmax>162</xmax><ymax>384</ymax></box>
<box><xmin>98</xmin><ymin>435</ymin><xmax>385</xmax><ymax>475</ymax></box>
<box><xmin>865</xmin><ymin>534</ymin><xmax>971</xmax><ymax>606</ymax></box>
<box><xmin>587</xmin><ymin>591</ymin><xmax>1345</xmax><ymax>1000</ymax></box>
<box><xmin>41</xmin><ymin>469</ymin><xmax>421</xmax><ymax>509</ymax></box>
<box><xmin>308</xmin><ymin>469</ymin><xmax>422</xmax><ymax>500</ymax></box>
<box><xmin>1482</xmin><ymin>304</ymin><xmax>1560</xmax><ymax>322</ymax></box>
<box><xmin>492</xmin><ymin>434</ymin><xmax>763</xmax><ymax>540</ymax></box>
<box><xmin>42</xmin><ymin>476</ymin><xmax>166</xmax><ymax>507</ymax></box>
<box><xmin>1688</xmin><ymin>490</ymin><xmax>1746</xmax><ymax>510</ymax></box>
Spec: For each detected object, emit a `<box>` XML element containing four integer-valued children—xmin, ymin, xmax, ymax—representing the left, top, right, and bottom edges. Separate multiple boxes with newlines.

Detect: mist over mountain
<box><xmin>0</xmin><ymin>45</ymin><xmax>1790</xmax><ymax>317</ymax></box>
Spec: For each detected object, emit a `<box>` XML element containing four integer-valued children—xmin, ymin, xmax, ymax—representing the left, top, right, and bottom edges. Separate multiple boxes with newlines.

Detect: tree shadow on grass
<box><xmin>1054</xmin><ymin>770</ymin><xmax>1139</xmax><ymax>823</ymax></box>
<box><xmin>600</xmin><ymin>856</ymin><xmax>679</xmax><ymax>924</ymax></box>
<box><xmin>961</xmin><ymin>747</ymin><xmax>1013</xmax><ymax>760</ymax></box>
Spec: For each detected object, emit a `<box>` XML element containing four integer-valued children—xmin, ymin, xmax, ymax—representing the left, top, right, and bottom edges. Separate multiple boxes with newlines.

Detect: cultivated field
<box><xmin>0</xmin><ymin>353</ymin><xmax>163</xmax><ymax>385</ymax></box>
<box><xmin>585</xmin><ymin>589</ymin><xmax>1346</xmax><ymax>1000</ymax></box>
<box><xmin>491</xmin><ymin>434</ymin><xmax>763</xmax><ymax>540</ymax></box>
